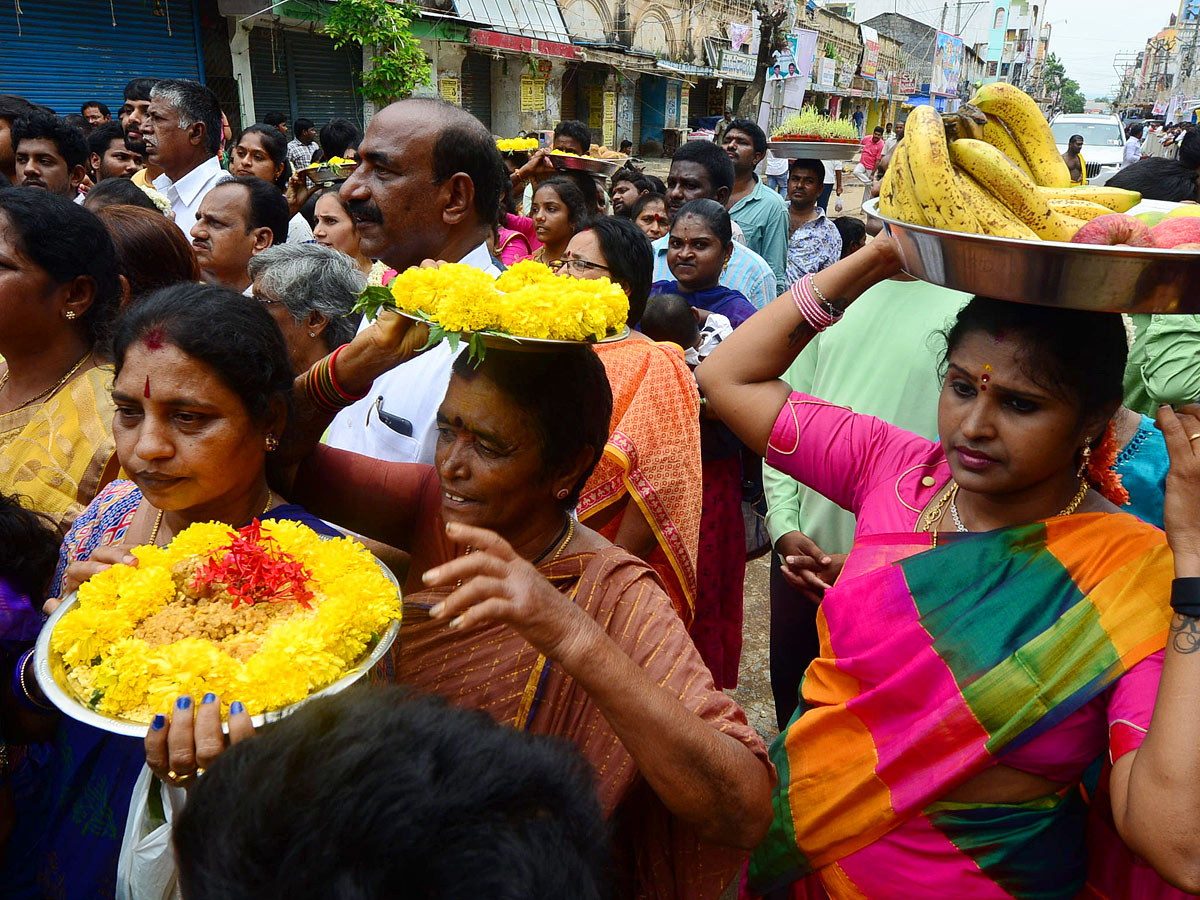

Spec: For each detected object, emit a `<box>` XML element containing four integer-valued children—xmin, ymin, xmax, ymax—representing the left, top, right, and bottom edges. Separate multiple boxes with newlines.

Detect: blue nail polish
<box><xmin>151</xmin><ymin>714</ymin><xmax>166</xmax><ymax>731</ymax></box>
<box><xmin>229</xmin><ymin>701</ymin><xmax>245</xmax><ymax>715</ymax></box>
<box><xmin>202</xmin><ymin>693</ymin><xmax>217</xmax><ymax>704</ymax></box>
<box><xmin>176</xmin><ymin>695</ymin><xmax>192</xmax><ymax>710</ymax></box>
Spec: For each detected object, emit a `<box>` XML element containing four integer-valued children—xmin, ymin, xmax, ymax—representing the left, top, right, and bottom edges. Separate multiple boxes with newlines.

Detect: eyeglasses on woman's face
<box><xmin>550</xmin><ymin>257</ymin><xmax>610</xmax><ymax>276</ymax></box>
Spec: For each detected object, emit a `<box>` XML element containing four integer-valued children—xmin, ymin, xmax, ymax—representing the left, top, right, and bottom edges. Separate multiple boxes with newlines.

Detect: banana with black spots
<box><xmin>949</xmin><ymin>138</ymin><xmax>1076</xmax><ymax>241</ymax></box>
<box><xmin>1035</xmin><ymin>184</ymin><xmax>1141</xmax><ymax>212</ymax></box>
<box><xmin>904</xmin><ymin>105</ymin><xmax>978</xmax><ymax>233</ymax></box>
<box><xmin>878</xmin><ymin>142</ymin><xmax>929</xmax><ymax>226</ymax></box>
<box><xmin>980</xmin><ymin>114</ymin><xmax>1035</xmax><ymax>181</ymax></box>
<box><xmin>969</xmin><ymin>82</ymin><xmax>1071</xmax><ymax>188</ymax></box>
<box><xmin>953</xmin><ymin>171</ymin><xmax>1039</xmax><ymax>239</ymax></box>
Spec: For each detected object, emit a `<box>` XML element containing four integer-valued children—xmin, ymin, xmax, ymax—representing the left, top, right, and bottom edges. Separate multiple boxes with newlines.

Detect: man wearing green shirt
<box><xmin>724</xmin><ymin>119</ymin><xmax>789</xmax><ymax>294</ymax></box>
<box><xmin>1123</xmin><ymin>313</ymin><xmax>1200</xmax><ymax>415</ymax></box>
<box><xmin>763</xmin><ymin>275</ymin><xmax>968</xmax><ymax>726</ymax></box>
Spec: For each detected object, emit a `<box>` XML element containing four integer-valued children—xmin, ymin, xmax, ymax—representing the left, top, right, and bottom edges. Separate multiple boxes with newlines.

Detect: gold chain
<box><xmin>148</xmin><ymin>490</ymin><xmax>274</xmax><ymax>547</ymax></box>
<box><xmin>925</xmin><ymin>479</ymin><xmax>1090</xmax><ymax>548</ymax></box>
<box><xmin>548</xmin><ymin>517</ymin><xmax>575</xmax><ymax>563</ymax></box>
<box><xmin>0</xmin><ymin>351</ymin><xmax>92</xmax><ymax>411</ymax></box>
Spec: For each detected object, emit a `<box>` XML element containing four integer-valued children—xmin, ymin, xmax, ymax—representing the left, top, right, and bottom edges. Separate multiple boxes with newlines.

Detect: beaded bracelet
<box><xmin>790</xmin><ymin>274</ymin><xmax>842</xmax><ymax>332</ymax></box>
<box><xmin>12</xmin><ymin>648</ymin><xmax>53</xmax><ymax>713</ymax></box>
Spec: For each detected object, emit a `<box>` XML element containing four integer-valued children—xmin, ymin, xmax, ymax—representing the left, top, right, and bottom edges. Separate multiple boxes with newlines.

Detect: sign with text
<box><xmin>720</xmin><ymin>49</ymin><xmax>756</xmax><ymax>80</ymax></box>
<box><xmin>860</xmin><ymin>24</ymin><xmax>880</xmax><ymax>79</ymax></box>
<box><xmin>439</xmin><ymin>77</ymin><xmax>460</xmax><ymax>105</ymax></box>
<box><xmin>603</xmin><ymin>90</ymin><xmax>616</xmax><ymax>147</ymax></box>
<box><xmin>521</xmin><ymin>74</ymin><xmax>546</xmax><ymax>111</ymax></box>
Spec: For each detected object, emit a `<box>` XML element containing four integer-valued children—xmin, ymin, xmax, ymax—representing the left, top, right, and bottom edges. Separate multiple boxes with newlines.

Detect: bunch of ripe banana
<box><xmin>878</xmin><ymin>82</ymin><xmax>1141</xmax><ymax>241</ymax></box>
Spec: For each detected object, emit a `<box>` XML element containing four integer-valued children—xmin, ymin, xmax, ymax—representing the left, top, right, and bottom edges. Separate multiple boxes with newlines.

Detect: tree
<box><xmin>1040</xmin><ymin>52</ymin><xmax>1085</xmax><ymax>114</ymax></box>
<box><xmin>324</xmin><ymin>0</ymin><xmax>431</xmax><ymax>107</ymax></box>
<box><xmin>734</xmin><ymin>1</ymin><xmax>790</xmax><ymax>120</ymax></box>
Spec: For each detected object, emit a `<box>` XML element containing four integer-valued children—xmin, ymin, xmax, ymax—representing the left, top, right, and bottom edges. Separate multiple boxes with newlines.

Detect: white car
<box><xmin>1050</xmin><ymin>113</ymin><xmax>1126</xmax><ymax>186</ymax></box>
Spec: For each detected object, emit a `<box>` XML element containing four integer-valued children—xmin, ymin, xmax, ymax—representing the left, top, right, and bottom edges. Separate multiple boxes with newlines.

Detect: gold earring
<box><xmin>1077</xmin><ymin>444</ymin><xmax>1091</xmax><ymax>478</ymax></box>
<box><xmin>265</xmin><ymin>434</ymin><xmax>280</xmax><ymax>452</ymax></box>
<box><xmin>64</xmin><ymin>310</ymin><xmax>77</xmax><ymax>320</ymax></box>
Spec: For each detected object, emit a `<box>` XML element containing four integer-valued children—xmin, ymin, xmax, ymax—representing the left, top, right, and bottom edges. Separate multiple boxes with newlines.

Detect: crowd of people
<box><xmin>2</xmin><ymin>76</ymin><xmax>1200</xmax><ymax>900</ymax></box>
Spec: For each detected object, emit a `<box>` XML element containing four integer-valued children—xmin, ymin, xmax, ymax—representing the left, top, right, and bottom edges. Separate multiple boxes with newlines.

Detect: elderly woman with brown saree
<box><xmin>0</xmin><ymin>186</ymin><xmax>121</xmax><ymax>535</ymax></box>
<box><xmin>279</xmin><ymin>344</ymin><xmax>772</xmax><ymax>898</ymax></box>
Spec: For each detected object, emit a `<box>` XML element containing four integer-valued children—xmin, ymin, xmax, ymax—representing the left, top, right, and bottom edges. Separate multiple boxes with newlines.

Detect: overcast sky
<box><xmin>1038</xmin><ymin>0</ymin><xmax>1182</xmax><ymax>99</ymax></box>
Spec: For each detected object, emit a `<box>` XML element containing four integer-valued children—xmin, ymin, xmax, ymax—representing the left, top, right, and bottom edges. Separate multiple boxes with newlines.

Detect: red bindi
<box><xmin>143</xmin><ymin>327</ymin><xmax>165</xmax><ymax>351</ymax></box>
<box><xmin>144</xmin><ymin>376</ymin><xmax>151</xmax><ymax>398</ymax></box>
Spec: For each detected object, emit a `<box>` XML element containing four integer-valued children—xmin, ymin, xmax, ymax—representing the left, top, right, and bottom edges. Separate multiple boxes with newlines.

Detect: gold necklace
<box><xmin>148</xmin><ymin>490</ymin><xmax>274</xmax><ymax>547</ymax></box>
<box><xmin>0</xmin><ymin>351</ymin><xmax>92</xmax><ymax>411</ymax></box>
<box><xmin>925</xmin><ymin>479</ymin><xmax>1091</xmax><ymax>548</ymax></box>
<box><xmin>549</xmin><ymin>517</ymin><xmax>575</xmax><ymax>564</ymax></box>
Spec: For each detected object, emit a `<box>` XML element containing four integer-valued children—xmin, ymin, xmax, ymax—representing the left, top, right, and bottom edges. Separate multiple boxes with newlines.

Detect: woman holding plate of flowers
<box><xmin>2</xmin><ymin>283</ymin><xmax>341</xmax><ymax>899</ymax></box>
<box><xmin>136</xmin><ymin>338</ymin><xmax>772</xmax><ymax>900</ymax></box>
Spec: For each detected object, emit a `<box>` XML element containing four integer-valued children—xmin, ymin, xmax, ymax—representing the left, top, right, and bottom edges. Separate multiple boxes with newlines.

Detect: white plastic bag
<box><xmin>116</xmin><ymin>764</ymin><xmax>187</xmax><ymax>900</ymax></box>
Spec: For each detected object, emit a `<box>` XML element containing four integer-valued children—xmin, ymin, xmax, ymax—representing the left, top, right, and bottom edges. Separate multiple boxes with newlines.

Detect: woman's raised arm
<box><xmin>696</xmin><ymin>238</ymin><xmax>902</xmax><ymax>456</ymax></box>
<box><xmin>1109</xmin><ymin>404</ymin><xmax>1200</xmax><ymax>892</ymax></box>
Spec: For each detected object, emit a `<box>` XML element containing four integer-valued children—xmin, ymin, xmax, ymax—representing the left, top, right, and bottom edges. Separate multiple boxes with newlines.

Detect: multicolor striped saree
<box><xmin>749</xmin><ymin>513</ymin><xmax>1174</xmax><ymax>898</ymax></box>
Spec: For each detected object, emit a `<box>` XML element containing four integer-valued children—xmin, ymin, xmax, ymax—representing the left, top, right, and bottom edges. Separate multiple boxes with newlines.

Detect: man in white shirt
<box><xmin>1123</xmin><ymin>121</ymin><xmax>1144</xmax><ymax>169</ymax></box>
<box><xmin>142</xmin><ymin>79</ymin><xmax>229</xmax><ymax>236</ymax></box>
<box><xmin>325</xmin><ymin>99</ymin><xmax>507</xmax><ymax>464</ymax></box>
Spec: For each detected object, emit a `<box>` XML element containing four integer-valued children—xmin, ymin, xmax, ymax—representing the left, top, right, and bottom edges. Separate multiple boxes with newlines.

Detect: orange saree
<box><xmin>579</xmin><ymin>339</ymin><xmax>702</xmax><ymax>624</ymax></box>
<box><xmin>388</xmin><ymin>546</ymin><xmax>771</xmax><ymax>900</ymax></box>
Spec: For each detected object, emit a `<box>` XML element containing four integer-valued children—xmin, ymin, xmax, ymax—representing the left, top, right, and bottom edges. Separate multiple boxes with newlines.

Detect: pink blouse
<box><xmin>765</xmin><ymin>391</ymin><xmax>1161</xmax><ymax>779</ymax></box>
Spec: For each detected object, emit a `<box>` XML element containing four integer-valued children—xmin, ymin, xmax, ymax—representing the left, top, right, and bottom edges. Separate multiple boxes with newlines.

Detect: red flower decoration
<box><xmin>1088</xmin><ymin>420</ymin><xmax>1131</xmax><ymax>507</ymax></box>
<box><xmin>191</xmin><ymin>520</ymin><xmax>314</xmax><ymax>610</ymax></box>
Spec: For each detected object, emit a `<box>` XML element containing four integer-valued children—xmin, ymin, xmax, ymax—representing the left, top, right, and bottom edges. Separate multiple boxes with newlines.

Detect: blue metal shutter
<box><xmin>0</xmin><ymin>0</ymin><xmax>201</xmax><ymax>115</ymax></box>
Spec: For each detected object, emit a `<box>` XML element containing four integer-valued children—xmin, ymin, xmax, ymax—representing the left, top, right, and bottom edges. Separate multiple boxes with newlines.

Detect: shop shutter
<box><xmin>288</xmin><ymin>30</ymin><xmax>362</xmax><ymax>129</ymax></box>
<box><xmin>632</xmin><ymin>77</ymin><xmax>642</xmax><ymax>150</ymax></box>
<box><xmin>249</xmin><ymin>28</ymin><xmax>362</xmax><ymax>130</ymax></box>
<box><xmin>249</xmin><ymin>28</ymin><xmax>293</xmax><ymax>124</ymax></box>
<box><xmin>562</xmin><ymin>65</ymin><xmax>578</xmax><ymax>121</ymax></box>
<box><xmin>461</xmin><ymin>51</ymin><xmax>493</xmax><ymax>130</ymax></box>
<box><xmin>0</xmin><ymin>0</ymin><xmax>201</xmax><ymax>115</ymax></box>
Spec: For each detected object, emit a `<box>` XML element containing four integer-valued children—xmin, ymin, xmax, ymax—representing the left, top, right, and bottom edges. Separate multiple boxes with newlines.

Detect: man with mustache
<box><xmin>11</xmin><ymin>111</ymin><xmax>88</xmax><ymax>198</ymax></box>
<box><xmin>86</xmin><ymin>121</ymin><xmax>144</xmax><ymax>183</ymax></box>
<box><xmin>191</xmin><ymin>176</ymin><xmax>288</xmax><ymax>292</ymax></box>
<box><xmin>324</xmin><ymin>98</ymin><xmax>506</xmax><ymax>465</ymax></box>
<box><xmin>142</xmin><ymin>79</ymin><xmax>229</xmax><ymax>236</ymax></box>
<box><xmin>119</xmin><ymin>77</ymin><xmax>160</xmax><ymax>189</ymax></box>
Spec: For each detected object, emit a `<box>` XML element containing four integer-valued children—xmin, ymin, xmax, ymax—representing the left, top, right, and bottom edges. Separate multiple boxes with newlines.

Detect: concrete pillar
<box><xmin>228</xmin><ymin>17</ymin><xmax>255</xmax><ymax>128</ymax></box>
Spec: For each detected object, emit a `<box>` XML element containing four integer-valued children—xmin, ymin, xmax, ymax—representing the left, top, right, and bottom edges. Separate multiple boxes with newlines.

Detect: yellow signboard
<box><xmin>602</xmin><ymin>90</ymin><xmax>616</xmax><ymax>149</ymax></box>
<box><xmin>439</xmin><ymin>77</ymin><xmax>460</xmax><ymax>105</ymax></box>
<box><xmin>521</xmin><ymin>74</ymin><xmax>546</xmax><ymax>112</ymax></box>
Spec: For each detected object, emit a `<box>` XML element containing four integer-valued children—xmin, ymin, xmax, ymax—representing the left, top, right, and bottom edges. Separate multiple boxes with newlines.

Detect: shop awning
<box><xmin>453</xmin><ymin>0</ymin><xmax>571</xmax><ymax>43</ymax></box>
<box><xmin>468</xmin><ymin>28</ymin><xmax>579</xmax><ymax>59</ymax></box>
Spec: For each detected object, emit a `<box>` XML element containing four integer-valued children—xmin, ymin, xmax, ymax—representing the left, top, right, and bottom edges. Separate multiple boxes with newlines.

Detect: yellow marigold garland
<box><xmin>50</xmin><ymin>520</ymin><xmax>400</xmax><ymax>721</ymax></box>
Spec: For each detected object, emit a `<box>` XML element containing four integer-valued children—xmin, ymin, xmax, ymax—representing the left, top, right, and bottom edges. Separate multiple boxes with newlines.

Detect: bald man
<box><xmin>326</xmin><ymin>99</ymin><xmax>508</xmax><ymax>465</ymax></box>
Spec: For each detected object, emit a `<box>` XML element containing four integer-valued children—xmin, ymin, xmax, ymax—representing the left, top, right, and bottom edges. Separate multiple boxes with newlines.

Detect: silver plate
<box><xmin>302</xmin><ymin>162</ymin><xmax>358</xmax><ymax>185</ymax></box>
<box><xmin>767</xmin><ymin>140</ymin><xmax>861</xmax><ymax>160</ymax></box>
<box><xmin>864</xmin><ymin>198</ymin><xmax>1200</xmax><ymax>313</ymax></box>
<box><xmin>547</xmin><ymin>154</ymin><xmax>623</xmax><ymax>177</ymax></box>
<box><xmin>34</xmin><ymin>548</ymin><xmax>401</xmax><ymax>737</ymax></box>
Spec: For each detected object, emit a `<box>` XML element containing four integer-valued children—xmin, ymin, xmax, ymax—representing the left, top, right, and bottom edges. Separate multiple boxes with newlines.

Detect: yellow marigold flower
<box><xmin>50</xmin><ymin>521</ymin><xmax>400</xmax><ymax>723</ymax></box>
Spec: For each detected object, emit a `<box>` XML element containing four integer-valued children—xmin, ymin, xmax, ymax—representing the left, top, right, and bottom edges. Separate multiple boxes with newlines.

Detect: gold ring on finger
<box><xmin>1189</xmin><ymin>433</ymin><xmax>1200</xmax><ymax>442</ymax></box>
<box><xmin>166</xmin><ymin>769</ymin><xmax>195</xmax><ymax>785</ymax></box>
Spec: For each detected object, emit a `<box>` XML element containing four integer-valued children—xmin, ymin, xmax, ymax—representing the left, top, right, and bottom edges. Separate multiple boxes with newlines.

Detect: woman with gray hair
<box><xmin>247</xmin><ymin>243</ymin><xmax>364</xmax><ymax>374</ymax></box>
